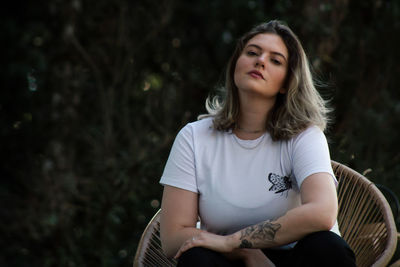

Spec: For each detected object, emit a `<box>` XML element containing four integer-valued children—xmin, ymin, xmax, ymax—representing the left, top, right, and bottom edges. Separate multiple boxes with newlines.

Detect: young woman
<box><xmin>159</xmin><ymin>20</ymin><xmax>356</xmax><ymax>267</ymax></box>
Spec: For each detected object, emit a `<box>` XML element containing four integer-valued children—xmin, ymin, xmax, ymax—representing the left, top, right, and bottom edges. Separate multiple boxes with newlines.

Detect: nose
<box><xmin>255</xmin><ymin>54</ymin><xmax>266</xmax><ymax>68</ymax></box>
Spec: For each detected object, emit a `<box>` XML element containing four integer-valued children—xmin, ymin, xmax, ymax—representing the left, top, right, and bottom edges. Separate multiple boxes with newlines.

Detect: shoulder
<box><xmin>176</xmin><ymin>117</ymin><xmax>216</xmax><ymax>141</ymax></box>
<box><xmin>182</xmin><ymin>117</ymin><xmax>215</xmax><ymax>134</ymax></box>
<box><xmin>282</xmin><ymin>125</ymin><xmax>329</xmax><ymax>155</ymax></box>
<box><xmin>292</xmin><ymin>125</ymin><xmax>327</xmax><ymax>144</ymax></box>
<box><xmin>190</xmin><ymin>116</ymin><xmax>214</xmax><ymax>128</ymax></box>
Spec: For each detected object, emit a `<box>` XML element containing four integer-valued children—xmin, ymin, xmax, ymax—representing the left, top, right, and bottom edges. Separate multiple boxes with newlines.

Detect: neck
<box><xmin>236</xmin><ymin>125</ymin><xmax>265</xmax><ymax>134</ymax></box>
<box><xmin>236</xmin><ymin>93</ymin><xmax>276</xmax><ymax>134</ymax></box>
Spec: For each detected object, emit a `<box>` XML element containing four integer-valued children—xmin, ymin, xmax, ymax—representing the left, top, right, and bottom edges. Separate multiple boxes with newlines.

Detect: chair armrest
<box><xmin>388</xmin><ymin>233</ymin><xmax>400</xmax><ymax>267</ymax></box>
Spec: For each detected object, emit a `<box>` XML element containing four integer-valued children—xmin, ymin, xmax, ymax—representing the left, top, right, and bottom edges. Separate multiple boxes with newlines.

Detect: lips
<box><xmin>248</xmin><ymin>70</ymin><xmax>264</xmax><ymax>79</ymax></box>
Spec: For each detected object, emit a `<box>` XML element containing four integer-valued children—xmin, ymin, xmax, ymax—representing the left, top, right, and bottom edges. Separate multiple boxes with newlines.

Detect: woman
<box><xmin>159</xmin><ymin>20</ymin><xmax>356</xmax><ymax>267</ymax></box>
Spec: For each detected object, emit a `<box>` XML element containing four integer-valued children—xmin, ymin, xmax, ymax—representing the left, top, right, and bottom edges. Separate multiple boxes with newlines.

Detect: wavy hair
<box><xmin>200</xmin><ymin>20</ymin><xmax>331</xmax><ymax>141</ymax></box>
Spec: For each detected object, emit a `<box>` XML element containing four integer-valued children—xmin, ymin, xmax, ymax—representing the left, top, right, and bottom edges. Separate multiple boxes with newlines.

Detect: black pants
<box><xmin>177</xmin><ymin>231</ymin><xmax>356</xmax><ymax>267</ymax></box>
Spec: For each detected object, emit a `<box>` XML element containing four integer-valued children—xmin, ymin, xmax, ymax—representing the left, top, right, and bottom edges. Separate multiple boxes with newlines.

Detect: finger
<box><xmin>174</xmin><ymin>237</ymin><xmax>199</xmax><ymax>259</ymax></box>
<box><xmin>175</xmin><ymin>241</ymin><xmax>197</xmax><ymax>259</ymax></box>
<box><xmin>174</xmin><ymin>243</ymin><xmax>192</xmax><ymax>259</ymax></box>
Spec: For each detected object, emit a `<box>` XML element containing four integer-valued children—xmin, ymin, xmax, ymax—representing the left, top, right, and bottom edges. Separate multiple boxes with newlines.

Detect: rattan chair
<box><xmin>332</xmin><ymin>161</ymin><xmax>397</xmax><ymax>266</ymax></box>
<box><xmin>133</xmin><ymin>209</ymin><xmax>176</xmax><ymax>267</ymax></box>
<box><xmin>134</xmin><ymin>161</ymin><xmax>398</xmax><ymax>267</ymax></box>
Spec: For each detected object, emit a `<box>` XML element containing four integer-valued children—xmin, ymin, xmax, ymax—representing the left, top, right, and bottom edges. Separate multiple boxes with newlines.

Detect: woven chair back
<box><xmin>133</xmin><ymin>210</ymin><xmax>176</xmax><ymax>267</ymax></box>
<box><xmin>333</xmin><ymin>161</ymin><xmax>397</xmax><ymax>266</ymax></box>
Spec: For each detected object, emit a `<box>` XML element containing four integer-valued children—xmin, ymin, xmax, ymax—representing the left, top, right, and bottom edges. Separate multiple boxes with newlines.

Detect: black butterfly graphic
<box><xmin>268</xmin><ymin>173</ymin><xmax>292</xmax><ymax>196</ymax></box>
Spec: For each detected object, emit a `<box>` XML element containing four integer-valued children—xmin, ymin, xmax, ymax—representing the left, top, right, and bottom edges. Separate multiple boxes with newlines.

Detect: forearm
<box><xmin>172</xmin><ymin>202</ymin><xmax>336</xmax><ymax>260</ymax></box>
<box><xmin>172</xmin><ymin>174</ymin><xmax>338</xmax><ymax>259</ymax></box>
<box><xmin>230</xmin><ymin>173</ymin><xmax>338</xmax><ymax>249</ymax></box>
<box><xmin>231</xmin><ymin>202</ymin><xmax>336</xmax><ymax>249</ymax></box>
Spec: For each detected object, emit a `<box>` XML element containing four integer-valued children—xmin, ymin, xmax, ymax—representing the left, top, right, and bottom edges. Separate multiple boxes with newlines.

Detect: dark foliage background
<box><xmin>2</xmin><ymin>0</ymin><xmax>400</xmax><ymax>266</ymax></box>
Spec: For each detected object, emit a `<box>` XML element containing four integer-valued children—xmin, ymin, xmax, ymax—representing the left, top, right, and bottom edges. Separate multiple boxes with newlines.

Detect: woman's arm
<box><xmin>234</xmin><ymin>172</ymin><xmax>338</xmax><ymax>248</ymax></box>
<box><xmin>160</xmin><ymin>185</ymin><xmax>205</xmax><ymax>258</ymax></box>
<box><xmin>174</xmin><ymin>172</ymin><xmax>338</xmax><ymax>257</ymax></box>
<box><xmin>161</xmin><ymin>186</ymin><xmax>275</xmax><ymax>265</ymax></box>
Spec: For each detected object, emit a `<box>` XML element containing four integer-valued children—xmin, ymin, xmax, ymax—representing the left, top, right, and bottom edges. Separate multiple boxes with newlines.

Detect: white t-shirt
<box><xmin>160</xmin><ymin>117</ymin><xmax>340</xmax><ymax>245</ymax></box>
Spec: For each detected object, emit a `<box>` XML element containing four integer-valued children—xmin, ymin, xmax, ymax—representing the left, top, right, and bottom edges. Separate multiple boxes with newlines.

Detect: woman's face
<box><xmin>234</xmin><ymin>33</ymin><xmax>289</xmax><ymax>100</ymax></box>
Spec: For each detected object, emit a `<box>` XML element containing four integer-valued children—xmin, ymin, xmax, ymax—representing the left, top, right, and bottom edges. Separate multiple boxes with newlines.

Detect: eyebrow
<box><xmin>246</xmin><ymin>44</ymin><xmax>288</xmax><ymax>62</ymax></box>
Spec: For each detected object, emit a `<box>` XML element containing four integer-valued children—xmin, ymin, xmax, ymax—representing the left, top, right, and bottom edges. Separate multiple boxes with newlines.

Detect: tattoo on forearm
<box><xmin>239</xmin><ymin>239</ymin><xmax>253</xmax><ymax>248</ymax></box>
<box><xmin>239</xmin><ymin>220</ymin><xmax>281</xmax><ymax>248</ymax></box>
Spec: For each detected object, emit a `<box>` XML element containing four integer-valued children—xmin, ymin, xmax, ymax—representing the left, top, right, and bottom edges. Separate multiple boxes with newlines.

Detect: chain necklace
<box><xmin>232</xmin><ymin>131</ymin><xmax>266</xmax><ymax>149</ymax></box>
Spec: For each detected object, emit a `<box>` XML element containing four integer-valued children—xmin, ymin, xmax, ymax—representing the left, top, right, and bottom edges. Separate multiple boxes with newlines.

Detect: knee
<box><xmin>300</xmin><ymin>231</ymin><xmax>347</xmax><ymax>252</ymax></box>
<box><xmin>178</xmin><ymin>247</ymin><xmax>205</xmax><ymax>266</ymax></box>
<box><xmin>295</xmin><ymin>231</ymin><xmax>356</xmax><ymax>266</ymax></box>
<box><xmin>177</xmin><ymin>247</ymin><xmax>220</xmax><ymax>267</ymax></box>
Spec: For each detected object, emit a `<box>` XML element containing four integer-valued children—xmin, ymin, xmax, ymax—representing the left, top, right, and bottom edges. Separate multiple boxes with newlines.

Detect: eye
<box><xmin>246</xmin><ymin>50</ymin><xmax>258</xmax><ymax>56</ymax></box>
<box><xmin>271</xmin><ymin>58</ymin><xmax>282</xmax><ymax>65</ymax></box>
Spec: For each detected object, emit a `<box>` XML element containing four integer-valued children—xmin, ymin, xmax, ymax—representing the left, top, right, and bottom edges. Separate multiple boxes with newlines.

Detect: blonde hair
<box><xmin>199</xmin><ymin>20</ymin><xmax>331</xmax><ymax>141</ymax></box>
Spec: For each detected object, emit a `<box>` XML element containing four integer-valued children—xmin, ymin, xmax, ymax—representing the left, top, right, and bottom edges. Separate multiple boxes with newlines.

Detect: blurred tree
<box><xmin>1</xmin><ymin>0</ymin><xmax>400</xmax><ymax>266</ymax></box>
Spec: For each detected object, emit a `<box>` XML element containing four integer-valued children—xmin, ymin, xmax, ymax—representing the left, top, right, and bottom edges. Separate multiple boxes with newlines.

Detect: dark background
<box><xmin>2</xmin><ymin>0</ymin><xmax>400</xmax><ymax>266</ymax></box>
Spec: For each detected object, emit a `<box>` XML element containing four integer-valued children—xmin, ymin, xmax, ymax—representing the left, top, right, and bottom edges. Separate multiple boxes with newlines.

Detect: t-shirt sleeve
<box><xmin>291</xmin><ymin>126</ymin><xmax>337</xmax><ymax>188</ymax></box>
<box><xmin>159</xmin><ymin>124</ymin><xmax>198</xmax><ymax>193</ymax></box>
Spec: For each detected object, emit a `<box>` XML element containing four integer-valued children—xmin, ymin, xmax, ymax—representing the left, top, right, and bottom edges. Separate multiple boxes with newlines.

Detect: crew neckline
<box><xmin>231</xmin><ymin>132</ymin><xmax>267</xmax><ymax>149</ymax></box>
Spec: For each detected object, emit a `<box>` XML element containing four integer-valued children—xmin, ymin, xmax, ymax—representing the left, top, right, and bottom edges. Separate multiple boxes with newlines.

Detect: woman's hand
<box><xmin>174</xmin><ymin>232</ymin><xmax>275</xmax><ymax>267</ymax></box>
<box><xmin>174</xmin><ymin>231</ymin><xmax>238</xmax><ymax>259</ymax></box>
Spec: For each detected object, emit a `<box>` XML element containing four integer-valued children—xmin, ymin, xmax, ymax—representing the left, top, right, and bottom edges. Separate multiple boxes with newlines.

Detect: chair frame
<box><xmin>133</xmin><ymin>210</ymin><xmax>177</xmax><ymax>267</ymax></box>
<box><xmin>332</xmin><ymin>161</ymin><xmax>397</xmax><ymax>266</ymax></box>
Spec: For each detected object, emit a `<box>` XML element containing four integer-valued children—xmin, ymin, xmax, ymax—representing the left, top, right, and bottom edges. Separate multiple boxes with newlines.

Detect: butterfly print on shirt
<box><xmin>268</xmin><ymin>173</ymin><xmax>292</xmax><ymax>196</ymax></box>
